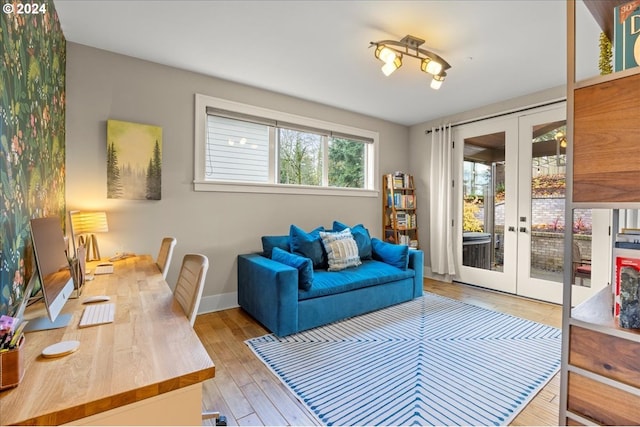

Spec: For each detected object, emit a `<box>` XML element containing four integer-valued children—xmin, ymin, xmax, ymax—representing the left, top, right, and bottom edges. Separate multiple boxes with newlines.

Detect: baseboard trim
<box><xmin>198</xmin><ymin>291</ymin><xmax>239</xmax><ymax>314</ymax></box>
<box><xmin>424</xmin><ymin>267</ymin><xmax>453</xmax><ymax>283</ymax></box>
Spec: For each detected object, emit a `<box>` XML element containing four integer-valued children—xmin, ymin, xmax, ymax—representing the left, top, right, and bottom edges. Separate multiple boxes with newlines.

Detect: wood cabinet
<box><xmin>382</xmin><ymin>172</ymin><xmax>419</xmax><ymax>248</ymax></box>
<box><xmin>573</xmin><ymin>72</ymin><xmax>640</xmax><ymax>202</ymax></box>
<box><xmin>561</xmin><ymin>1</ymin><xmax>640</xmax><ymax>425</ymax></box>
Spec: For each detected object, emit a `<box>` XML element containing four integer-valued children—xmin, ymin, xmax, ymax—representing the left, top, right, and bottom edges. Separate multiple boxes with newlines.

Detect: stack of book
<box><xmin>388</xmin><ymin>193</ymin><xmax>415</xmax><ymax>208</ymax></box>
<box><xmin>388</xmin><ymin>171</ymin><xmax>412</xmax><ymax>189</ymax></box>
<box><xmin>395</xmin><ymin>212</ymin><xmax>417</xmax><ymax>229</ymax></box>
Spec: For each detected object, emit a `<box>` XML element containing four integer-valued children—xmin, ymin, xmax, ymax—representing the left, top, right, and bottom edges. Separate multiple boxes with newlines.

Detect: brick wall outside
<box><xmin>481</xmin><ymin>198</ymin><xmax>592</xmax><ymax>271</ymax></box>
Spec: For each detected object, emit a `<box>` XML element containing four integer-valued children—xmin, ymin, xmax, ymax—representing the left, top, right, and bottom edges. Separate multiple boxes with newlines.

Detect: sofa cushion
<box><xmin>271</xmin><ymin>247</ymin><xmax>313</xmax><ymax>291</ymax></box>
<box><xmin>332</xmin><ymin>221</ymin><xmax>372</xmax><ymax>260</ymax></box>
<box><xmin>319</xmin><ymin>228</ymin><xmax>362</xmax><ymax>271</ymax></box>
<box><xmin>372</xmin><ymin>238</ymin><xmax>409</xmax><ymax>270</ymax></box>
<box><xmin>261</xmin><ymin>235</ymin><xmax>290</xmax><ymax>258</ymax></box>
<box><xmin>298</xmin><ymin>259</ymin><xmax>414</xmax><ymax>300</ymax></box>
<box><xmin>289</xmin><ymin>225</ymin><xmax>326</xmax><ymax>269</ymax></box>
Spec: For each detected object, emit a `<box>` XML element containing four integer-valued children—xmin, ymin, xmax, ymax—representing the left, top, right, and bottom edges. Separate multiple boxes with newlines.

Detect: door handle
<box><xmin>519</xmin><ymin>227</ymin><xmax>527</xmax><ymax>233</ymax></box>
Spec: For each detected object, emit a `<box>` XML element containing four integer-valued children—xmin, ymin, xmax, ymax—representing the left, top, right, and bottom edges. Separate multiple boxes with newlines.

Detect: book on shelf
<box><xmin>398</xmin><ymin>234</ymin><xmax>411</xmax><ymax>245</ymax></box>
<box><xmin>391</xmin><ymin>193</ymin><xmax>416</xmax><ymax>209</ymax></box>
<box><xmin>393</xmin><ymin>212</ymin><xmax>417</xmax><ymax>229</ymax></box>
<box><xmin>614</xmin><ymin>0</ymin><xmax>640</xmax><ymax>72</ymax></box>
<box><xmin>615</xmin><ymin>231</ymin><xmax>640</xmax><ymax>249</ymax></box>
<box><xmin>390</xmin><ymin>171</ymin><xmax>412</xmax><ymax>189</ymax></box>
<box><xmin>614</xmin><ymin>253</ymin><xmax>640</xmax><ymax>328</ymax></box>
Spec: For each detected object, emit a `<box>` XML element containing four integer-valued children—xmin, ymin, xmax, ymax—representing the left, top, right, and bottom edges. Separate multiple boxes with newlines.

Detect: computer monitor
<box><xmin>19</xmin><ymin>217</ymin><xmax>74</xmax><ymax>332</ymax></box>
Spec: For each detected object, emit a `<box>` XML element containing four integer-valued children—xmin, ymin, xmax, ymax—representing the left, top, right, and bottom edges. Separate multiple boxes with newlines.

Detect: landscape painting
<box><xmin>107</xmin><ymin>120</ymin><xmax>162</xmax><ymax>200</ymax></box>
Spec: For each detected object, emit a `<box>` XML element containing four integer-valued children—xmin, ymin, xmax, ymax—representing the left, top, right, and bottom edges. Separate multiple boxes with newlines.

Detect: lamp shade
<box><xmin>375</xmin><ymin>46</ymin><xmax>397</xmax><ymax>64</ymax></box>
<box><xmin>381</xmin><ymin>56</ymin><xmax>402</xmax><ymax>76</ymax></box>
<box><xmin>70</xmin><ymin>211</ymin><xmax>109</xmax><ymax>234</ymax></box>
<box><xmin>421</xmin><ymin>57</ymin><xmax>443</xmax><ymax>76</ymax></box>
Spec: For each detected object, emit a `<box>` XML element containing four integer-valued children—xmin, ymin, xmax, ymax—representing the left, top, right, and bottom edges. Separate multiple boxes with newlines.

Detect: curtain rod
<box><xmin>424</xmin><ymin>98</ymin><xmax>566</xmax><ymax>134</ymax></box>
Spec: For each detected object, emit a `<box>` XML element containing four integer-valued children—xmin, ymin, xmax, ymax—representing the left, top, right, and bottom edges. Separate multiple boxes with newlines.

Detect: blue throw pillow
<box><xmin>289</xmin><ymin>224</ymin><xmax>326</xmax><ymax>269</ymax></box>
<box><xmin>371</xmin><ymin>238</ymin><xmax>409</xmax><ymax>270</ymax></box>
<box><xmin>333</xmin><ymin>221</ymin><xmax>372</xmax><ymax>260</ymax></box>
<box><xmin>271</xmin><ymin>247</ymin><xmax>314</xmax><ymax>291</ymax></box>
<box><xmin>261</xmin><ymin>235</ymin><xmax>290</xmax><ymax>258</ymax></box>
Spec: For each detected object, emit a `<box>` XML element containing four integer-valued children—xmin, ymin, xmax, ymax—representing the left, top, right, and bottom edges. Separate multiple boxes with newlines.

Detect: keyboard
<box><xmin>79</xmin><ymin>303</ymin><xmax>115</xmax><ymax>328</ymax></box>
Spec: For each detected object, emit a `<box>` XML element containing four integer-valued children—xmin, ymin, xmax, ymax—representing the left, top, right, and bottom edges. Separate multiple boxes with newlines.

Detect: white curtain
<box><xmin>429</xmin><ymin>124</ymin><xmax>456</xmax><ymax>276</ymax></box>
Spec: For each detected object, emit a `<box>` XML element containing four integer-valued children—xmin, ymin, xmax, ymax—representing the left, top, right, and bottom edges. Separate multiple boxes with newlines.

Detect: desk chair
<box><xmin>173</xmin><ymin>254</ymin><xmax>226</xmax><ymax>425</ymax></box>
<box><xmin>157</xmin><ymin>237</ymin><xmax>177</xmax><ymax>280</ymax></box>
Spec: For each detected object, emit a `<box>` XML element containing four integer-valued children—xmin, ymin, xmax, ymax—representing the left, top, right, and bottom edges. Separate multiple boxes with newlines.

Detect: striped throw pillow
<box><xmin>319</xmin><ymin>228</ymin><xmax>362</xmax><ymax>271</ymax></box>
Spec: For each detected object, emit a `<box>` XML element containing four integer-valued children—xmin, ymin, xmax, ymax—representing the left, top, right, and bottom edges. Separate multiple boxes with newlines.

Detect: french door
<box><xmin>454</xmin><ymin>116</ymin><xmax>518</xmax><ymax>295</ymax></box>
<box><xmin>454</xmin><ymin>104</ymin><xmax>609</xmax><ymax>304</ymax></box>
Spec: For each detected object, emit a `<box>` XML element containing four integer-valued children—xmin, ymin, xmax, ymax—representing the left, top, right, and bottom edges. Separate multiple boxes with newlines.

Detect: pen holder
<box><xmin>0</xmin><ymin>334</ymin><xmax>25</xmax><ymax>390</ymax></box>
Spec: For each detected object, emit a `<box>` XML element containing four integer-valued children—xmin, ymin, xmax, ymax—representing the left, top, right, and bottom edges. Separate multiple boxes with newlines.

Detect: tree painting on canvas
<box><xmin>107</xmin><ymin>120</ymin><xmax>162</xmax><ymax>200</ymax></box>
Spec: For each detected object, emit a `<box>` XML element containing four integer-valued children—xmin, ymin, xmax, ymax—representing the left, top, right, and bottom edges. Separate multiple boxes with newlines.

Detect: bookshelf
<box><xmin>561</xmin><ymin>1</ymin><xmax>640</xmax><ymax>425</ymax></box>
<box><xmin>382</xmin><ymin>172</ymin><xmax>419</xmax><ymax>248</ymax></box>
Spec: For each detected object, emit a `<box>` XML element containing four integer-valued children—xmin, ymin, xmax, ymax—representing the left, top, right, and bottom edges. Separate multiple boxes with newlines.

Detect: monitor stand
<box><xmin>23</xmin><ymin>313</ymin><xmax>72</xmax><ymax>332</ymax></box>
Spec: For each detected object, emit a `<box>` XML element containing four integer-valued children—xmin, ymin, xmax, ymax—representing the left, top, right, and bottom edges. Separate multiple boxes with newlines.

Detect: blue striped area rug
<box><xmin>246</xmin><ymin>292</ymin><xmax>561</xmax><ymax>426</ymax></box>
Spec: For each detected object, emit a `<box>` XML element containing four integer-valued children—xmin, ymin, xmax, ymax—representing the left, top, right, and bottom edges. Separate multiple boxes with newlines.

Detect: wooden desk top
<box><xmin>0</xmin><ymin>255</ymin><xmax>215</xmax><ymax>425</ymax></box>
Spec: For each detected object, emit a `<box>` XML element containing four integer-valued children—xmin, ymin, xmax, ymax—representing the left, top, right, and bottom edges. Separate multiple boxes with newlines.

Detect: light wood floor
<box><xmin>194</xmin><ymin>278</ymin><xmax>562</xmax><ymax>426</ymax></box>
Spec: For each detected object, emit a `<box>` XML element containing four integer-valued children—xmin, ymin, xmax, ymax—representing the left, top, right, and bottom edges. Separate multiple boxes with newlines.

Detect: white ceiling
<box><xmin>53</xmin><ymin>1</ymin><xmax>600</xmax><ymax>127</ymax></box>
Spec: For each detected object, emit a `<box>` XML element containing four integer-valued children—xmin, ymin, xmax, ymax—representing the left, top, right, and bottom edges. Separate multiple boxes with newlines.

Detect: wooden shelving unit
<box><xmin>561</xmin><ymin>1</ymin><xmax>640</xmax><ymax>425</ymax></box>
<box><xmin>382</xmin><ymin>172</ymin><xmax>419</xmax><ymax>248</ymax></box>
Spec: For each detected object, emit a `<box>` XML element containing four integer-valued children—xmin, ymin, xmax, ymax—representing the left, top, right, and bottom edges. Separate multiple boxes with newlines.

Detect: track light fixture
<box><xmin>370</xmin><ymin>35</ymin><xmax>451</xmax><ymax>90</ymax></box>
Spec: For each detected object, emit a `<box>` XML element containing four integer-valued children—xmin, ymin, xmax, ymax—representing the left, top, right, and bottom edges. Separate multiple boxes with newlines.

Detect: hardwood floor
<box><xmin>194</xmin><ymin>278</ymin><xmax>562</xmax><ymax>426</ymax></box>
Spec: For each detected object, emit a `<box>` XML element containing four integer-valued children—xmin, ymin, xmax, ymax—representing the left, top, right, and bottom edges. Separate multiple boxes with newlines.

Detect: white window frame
<box><xmin>194</xmin><ymin>94</ymin><xmax>379</xmax><ymax>197</ymax></box>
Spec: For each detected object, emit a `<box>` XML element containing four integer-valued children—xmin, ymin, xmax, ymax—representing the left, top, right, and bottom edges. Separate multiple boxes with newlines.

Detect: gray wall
<box><xmin>65</xmin><ymin>42</ymin><xmax>410</xmax><ymax>311</ymax></box>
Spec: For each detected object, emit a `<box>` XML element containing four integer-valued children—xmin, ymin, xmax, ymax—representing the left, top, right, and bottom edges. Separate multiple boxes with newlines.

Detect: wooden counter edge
<box><xmin>12</xmin><ymin>366</ymin><xmax>215</xmax><ymax>426</ymax></box>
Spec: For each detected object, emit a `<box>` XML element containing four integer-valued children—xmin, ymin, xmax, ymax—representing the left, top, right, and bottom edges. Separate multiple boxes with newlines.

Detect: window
<box><xmin>205</xmin><ymin>115</ymin><xmax>270</xmax><ymax>183</ymax></box>
<box><xmin>195</xmin><ymin>94</ymin><xmax>378</xmax><ymax>196</ymax></box>
<box><xmin>278</xmin><ymin>127</ymin><xmax>324</xmax><ymax>186</ymax></box>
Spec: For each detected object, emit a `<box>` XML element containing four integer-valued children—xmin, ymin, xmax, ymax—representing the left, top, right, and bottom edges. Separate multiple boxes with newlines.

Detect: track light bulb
<box><xmin>421</xmin><ymin>58</ymin><xmax>443</xmax><ymax>76</ymax></box>
<box><xmin>430</xmin><ymin>74</ymin><xmax>445</xmax><ymax>90</ymax></box>
<box><xmin>375</xmin><ymin>45</ymin><xmax>397</xmax><ymax>64</ymax></box>
<box><xmin>381</xmin><ymin>56</ymin><xmax>402</xmax><ymax>76</ymax></box>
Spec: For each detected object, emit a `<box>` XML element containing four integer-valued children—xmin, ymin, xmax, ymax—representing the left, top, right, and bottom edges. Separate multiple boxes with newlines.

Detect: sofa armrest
<box><xmin>237</xmin><ymin>253</ymin><xmax>299</xmax><ymax>336</ymax></box>
<box><xmin>408</xmin><ymin>249</ymin><xmax>424</xmax><ymax>297</ymax></box>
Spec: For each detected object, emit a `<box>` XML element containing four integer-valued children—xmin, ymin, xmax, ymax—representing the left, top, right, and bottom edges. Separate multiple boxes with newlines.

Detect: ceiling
<box><xmin>53</xmin><ymin>1</ymin><xmax>601</xmax><ymax>127</ymax></box>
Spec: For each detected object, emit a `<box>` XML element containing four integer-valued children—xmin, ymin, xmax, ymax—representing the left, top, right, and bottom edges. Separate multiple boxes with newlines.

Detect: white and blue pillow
<box><xmin>319</xmin><ymin>228</ymin><xmax>362</xmax><ymax>272</ymax></box>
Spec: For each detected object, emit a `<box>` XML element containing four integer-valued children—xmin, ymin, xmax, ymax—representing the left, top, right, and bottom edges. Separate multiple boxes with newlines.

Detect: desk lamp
<box><xmin>69</xmin><ymin>211</ymin><xmax>109</xmax><ymax>261</ymax></box>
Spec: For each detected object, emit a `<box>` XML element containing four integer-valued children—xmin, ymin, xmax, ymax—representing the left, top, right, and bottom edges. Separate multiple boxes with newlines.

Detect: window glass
<box><xmin>328</xmin><ymin>137</ymin><xmax>365</xmax><ymax>188</ymax></box>
<box><xmin>278</xmin><ymin>128</ymin><xmax>323</xmax><ymax>186</ymax></box>
<box><xmin>205</xmin><ymin>115</ymin><xmax>269</xmax><ymax>183</ymax></box>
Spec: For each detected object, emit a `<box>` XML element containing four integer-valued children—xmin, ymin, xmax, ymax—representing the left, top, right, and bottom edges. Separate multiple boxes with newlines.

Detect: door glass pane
<box><xmin>462</xmin><ymin>132</ymin><xmax>505</xmax><ymax>271</ymax></box>
<box><xmin>530</xmin><ymin>120</ymin><xmax>569</xmax><ymax>283</ymax></box>
<box><xmin>572</xmin><ymin>209</ymin><xmax>592</xmax><ymax>288</ymax></box>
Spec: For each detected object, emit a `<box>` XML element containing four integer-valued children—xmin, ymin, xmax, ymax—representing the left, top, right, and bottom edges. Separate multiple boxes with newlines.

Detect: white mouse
<box><xmin>83</xmin><ymin>295</ymin><xmax>111</xmax><ymax>304</ymax></box>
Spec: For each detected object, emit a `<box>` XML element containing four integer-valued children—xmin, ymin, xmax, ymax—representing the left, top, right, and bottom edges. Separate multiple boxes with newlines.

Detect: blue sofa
<box><xmin>237</xmin><ymin>223</ymin><xmax>424</xmax><ymax>336</ymax></box>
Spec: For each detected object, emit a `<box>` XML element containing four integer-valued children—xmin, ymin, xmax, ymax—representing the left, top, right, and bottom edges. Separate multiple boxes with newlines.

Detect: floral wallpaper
<box><xmin>0</xmin><ymin>0</ymin><xmax>66</xmax><ymax>316</ymax></box>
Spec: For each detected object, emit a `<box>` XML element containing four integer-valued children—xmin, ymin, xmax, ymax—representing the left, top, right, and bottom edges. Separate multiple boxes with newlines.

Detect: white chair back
<box><xmin>156</xmin><ymin>237</ymin><xmax>177</xmax><ymax>280</ymax></box>
<box><xmin>174</xmin><ymin>253</ymin><xmax>209</xmax><ymax>327</ymax></box>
